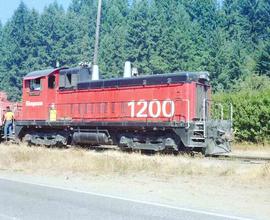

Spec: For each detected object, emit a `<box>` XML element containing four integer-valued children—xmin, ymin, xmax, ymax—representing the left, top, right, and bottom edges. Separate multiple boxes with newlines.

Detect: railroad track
<box><xmin>212</xmin><ymin>154</ymin><xmax>270</xmax><ymax>164</ymax></box>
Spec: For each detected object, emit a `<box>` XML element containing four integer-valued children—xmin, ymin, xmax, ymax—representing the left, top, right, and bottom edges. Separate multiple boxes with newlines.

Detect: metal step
<box><xmin>193</xmin><ymin>129</ymin><xmax>204</xmax><ymax>132</ymax></box>
<box><xmin>191</xmin><ymin>137</ymin><xmax>205</xmax><ymax>140</ymax></box>
<box><xmin>194</xmin><ymin>122</ymin><xmax>204</xmax><ymax>125</ymax></box>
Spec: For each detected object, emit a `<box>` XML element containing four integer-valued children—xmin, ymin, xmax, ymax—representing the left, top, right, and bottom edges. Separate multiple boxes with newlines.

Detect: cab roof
<box><xmin>24</xmin><ymin>68</ymin><xmax>65</xmax><ymax>80</ymax></box>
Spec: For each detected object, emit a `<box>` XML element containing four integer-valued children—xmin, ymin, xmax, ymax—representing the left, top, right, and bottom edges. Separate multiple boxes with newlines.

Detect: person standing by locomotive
<box><xmin>3</xmin><ymin>106</ymin><xmax>14</xmax><ymax>140</ymax></box>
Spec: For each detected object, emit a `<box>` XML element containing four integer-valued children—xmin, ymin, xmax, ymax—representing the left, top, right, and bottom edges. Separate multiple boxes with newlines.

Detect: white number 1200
<box><xmin>128</xmin><ymin>100</ymin><xmax>175</xmax><ymax>118</ymax></box>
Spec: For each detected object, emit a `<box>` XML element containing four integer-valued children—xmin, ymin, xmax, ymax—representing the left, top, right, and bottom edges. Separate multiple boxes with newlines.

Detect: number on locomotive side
<box><xmin>128</xmin><ymin>100</ymin><xmax>175</xmax><ymax>118</ymax></box>
<box><xmin>137</xmin><ymin>101</ymin><xmax>148</xmax><ymax>118</ymax></box>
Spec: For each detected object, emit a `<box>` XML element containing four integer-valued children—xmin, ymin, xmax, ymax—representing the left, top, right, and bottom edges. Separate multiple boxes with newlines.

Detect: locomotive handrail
<box><xmin>230</xmin><ymin>103</ymin><xmax>233</xmax><ymax>129</ymax></box>
<box><xmin>204</xmin><ymin>99</ymin><xmax>234</xmax><ymax>121</ymax></box>
<box><xmin>181</xmin><ymin>99</ymin><xmax>190</xmax><ymax>129</ymax></box>
<box><xmin>203</xmin><ymin>98</ymin><xmax>207</xmax><ymax>138</ymax></box>
<box><xmin>203</xmin><ymin>99</ymin><xmax>234</xmax><ymax>138</ymax></box>
<box><xmin>215</xmin><ymin>103</ymin><xmax>224</xmax><ymax>120</ymax></box>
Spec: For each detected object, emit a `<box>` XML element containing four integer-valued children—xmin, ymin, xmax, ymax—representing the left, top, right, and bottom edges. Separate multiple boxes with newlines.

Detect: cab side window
<box><xmin>59</xmin><ymin>71</ymin><xmax>79</xmax><ymax>89</ymax></box>
<box><xmin>48</xmin><ymin>75</ymin><xmax>56</xmax><ymax>89</ymax></box>
<box><xmin>30</xmin><ymin>78</ymin><xmax>41</xmax><ymax>91</ymax></box>
<box><xmin>66</xmin><ymin>73</ymin><xmax>72</xmax><ymax>87</ymax></box>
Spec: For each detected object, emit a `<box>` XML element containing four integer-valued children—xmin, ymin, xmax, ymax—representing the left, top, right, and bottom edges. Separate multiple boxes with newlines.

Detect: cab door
<box><xmin>46</xmin><ymin>74</ymin><xmax>57</xmax><ymax>120</ymax></box>
<box><xmin>22</xmin><ymin>77</ymin><xmax>46</xmax><ymax>120</ymax></box>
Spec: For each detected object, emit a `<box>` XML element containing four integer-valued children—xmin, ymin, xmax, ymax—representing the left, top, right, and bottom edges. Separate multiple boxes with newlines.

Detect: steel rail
<box><xmin>210</xmin><ymin>154</ymin><xmax>270</xmax><ymax>163</ymax></box>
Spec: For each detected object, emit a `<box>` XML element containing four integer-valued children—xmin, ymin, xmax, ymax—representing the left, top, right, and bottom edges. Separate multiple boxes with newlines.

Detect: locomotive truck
<box><xmin>8</xmin><ymin>65</ymin><xmax>233</xmax><ymax>155</ymax></box>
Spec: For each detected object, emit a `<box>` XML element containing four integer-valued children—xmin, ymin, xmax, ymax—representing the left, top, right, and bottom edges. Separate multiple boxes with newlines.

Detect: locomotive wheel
<box><xmin>22</xmin><ymin>131</ymin><xmax>68</xmax><ymax>147</ymax></box>
<box><xmin>118</xmin><ymin>131</ymin><xmax>179</xmax><ymax>152</ymax></box>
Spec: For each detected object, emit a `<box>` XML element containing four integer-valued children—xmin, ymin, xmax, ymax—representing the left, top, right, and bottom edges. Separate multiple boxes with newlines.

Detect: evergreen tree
<box><xmin>0</xmin><ymin>0</ymin><xmax>268</xmax><ymax>100</ymax></box>
<box><xmin>239</xmin><ymin>0</ymin><xmax>270</xmax><ymax>46</ymax></box>
<box><xmin>221</xmin><ymin>0</ymin><xmax>246</xmax><ymax>41</ymax></box>
<box><xmin>147</xmin><ymin>0</ymin><xmax>170</xmax><ymax>74</ymax></box>
<box><xmin>68</xmin><ymin>0</ymin><xmax>98</xmax><ymax>63</ymax></box>
<box><xmin>0</xmin><ymin>2</ymin><xmax>40</xmax><ymax>100</ymax></box>
<box><xmin>38</xmin><ymin>3</ymin><xmax>67</xmax><ymax>67</ymax></box>
<box><xmin>99</xmin><ymin>0</ymin><xmax>129</xmax><ymax>78</ymax></box>
<box><xmin>157</xmin><ymin>2</ymin><xmax>195</xmax><ymax>72</ymax></box>
<box><xmin>125</xmin><ymin>0</ymin><xmax>152</xmax><ymax>74</ymax></box>
<box><xmin>256</xmin><ymin>40</ymin><xmax>270</xmax><ymax>76</ymax></box>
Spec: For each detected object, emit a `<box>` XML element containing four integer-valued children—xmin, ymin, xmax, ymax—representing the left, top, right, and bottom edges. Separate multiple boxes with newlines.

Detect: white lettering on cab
<box><xmin>128</xmin><ymin>100</ymin><xmax>175</xmax><ymax>118</ymax></box>
<box><xmin>25</xmin><ymin>101</ymin><xmax>43</xmax><ymax>107</ymax></box>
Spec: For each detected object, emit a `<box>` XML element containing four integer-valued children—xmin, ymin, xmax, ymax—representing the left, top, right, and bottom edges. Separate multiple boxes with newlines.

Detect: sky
<box><xmin>0</xmin><ymin>0</ymin><xmax>72</xmax><ymax>24</ymax></box>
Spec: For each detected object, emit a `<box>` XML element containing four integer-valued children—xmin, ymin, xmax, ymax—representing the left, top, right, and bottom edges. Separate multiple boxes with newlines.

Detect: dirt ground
<box><xmin>0</xmin><ymin>143</ymin><xmax>269</xmax><ymax>219</ymax></box>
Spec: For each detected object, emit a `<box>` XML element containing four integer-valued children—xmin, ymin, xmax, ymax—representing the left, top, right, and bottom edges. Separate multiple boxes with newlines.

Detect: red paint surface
<box><xmin>19</xmin><ymin>70</ymin><xmax>200</xmax><ymax>123</ymax></box>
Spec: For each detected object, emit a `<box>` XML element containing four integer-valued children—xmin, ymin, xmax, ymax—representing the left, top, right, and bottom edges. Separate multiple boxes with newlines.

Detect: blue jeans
<box><xmin>4</xmin><ymin>121</ymin><xmax>13</xmax><ymax>137</ymax></box>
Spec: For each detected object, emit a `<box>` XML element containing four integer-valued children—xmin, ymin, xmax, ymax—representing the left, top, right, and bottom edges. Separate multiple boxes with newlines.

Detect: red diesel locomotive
<box><xmin>15</xmin><ymin>66</ymin><xmax>232</xmax><ymax>155</ymax></box>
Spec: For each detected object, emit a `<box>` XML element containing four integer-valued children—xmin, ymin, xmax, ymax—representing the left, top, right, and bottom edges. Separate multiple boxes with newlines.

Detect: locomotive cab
<box><xmin>21</xmin><ymin>68</ymin><xmax>61</xmax><ymax>120</ymax></box>
<box><xmin>20</xmin><ymin>66</ymin><xmax>93</xmax><ymax>121</ymax></box>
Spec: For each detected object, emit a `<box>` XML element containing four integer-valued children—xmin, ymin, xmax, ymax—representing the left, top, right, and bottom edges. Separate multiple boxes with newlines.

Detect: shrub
<box><xmin>213</xmin><ymin>75</ymin><xmax>270</xmax><ymax>143</ymax></box>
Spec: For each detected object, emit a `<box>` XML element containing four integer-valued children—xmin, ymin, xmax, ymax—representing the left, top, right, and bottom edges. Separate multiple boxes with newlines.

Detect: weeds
<box><xmin>0</xmin><ymin>144</ymin><xmax>269</xmax><ymax>182</ymax></box>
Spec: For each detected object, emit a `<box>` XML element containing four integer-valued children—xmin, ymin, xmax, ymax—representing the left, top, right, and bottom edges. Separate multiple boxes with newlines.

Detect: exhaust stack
<box><xmin>124</xmin><ymin>61</ymin><xmax>132</xmax><ymax>78</ymax></box>
<box><xmin>92</xmin><ymin>65</ymin><xmax>99</xmax><ymax>80</ymax></box>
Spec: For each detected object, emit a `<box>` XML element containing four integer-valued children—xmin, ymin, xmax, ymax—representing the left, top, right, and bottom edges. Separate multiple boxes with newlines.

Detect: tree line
<box><xmin>0</xmin><ymin>0</ymin><xmax>269</xmax><ymax>100</ymax></box>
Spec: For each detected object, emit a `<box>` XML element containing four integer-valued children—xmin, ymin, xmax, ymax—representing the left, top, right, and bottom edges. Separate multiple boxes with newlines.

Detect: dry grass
<box><xmin>232</xmin><ymin>142</ymin><xmax>270</xmax><ymax>157</ymax></box>
<box><xmin>233</xmin><ymin>142</ymin><xmax>270</xmax><ymax>151</ymax></box>
<box><xmin>0</xmin><ymin>143</ymin><xmax>269</xmax><ymax>182</ymax></box>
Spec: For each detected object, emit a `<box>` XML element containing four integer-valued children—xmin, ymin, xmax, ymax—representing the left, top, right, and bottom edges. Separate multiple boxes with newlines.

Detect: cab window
<box><xmin>66</xmin><ymin>73</ymin><xmax>72</xmax><ymax>87</ymax></box>
<box><xmin>48</xmin><ymin>75</ymin><xmax>56</xmax><ymax>89</ymax></box>
<box><xmin>30</xmin><ymin>78</ymin><xmax>41</xmax><ymax>91</ymax></box>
